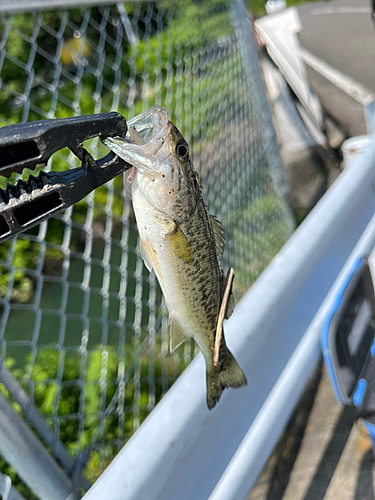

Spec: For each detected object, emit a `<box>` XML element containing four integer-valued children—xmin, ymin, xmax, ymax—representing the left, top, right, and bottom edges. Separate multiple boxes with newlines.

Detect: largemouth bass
<box><xmin>102</xmin><ymin>105</ymin><xmax>247</xmax><ymax>409</ymax></box>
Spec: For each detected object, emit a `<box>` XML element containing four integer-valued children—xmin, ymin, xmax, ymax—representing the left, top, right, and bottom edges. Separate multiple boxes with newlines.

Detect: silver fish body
<box><xmin>102</xmin><ymin>105</ymin><xmax>247</xmax><ymax>409</ymax></box>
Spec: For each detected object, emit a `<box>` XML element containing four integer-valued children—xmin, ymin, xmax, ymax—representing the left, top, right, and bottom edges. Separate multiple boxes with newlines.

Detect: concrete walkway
<box><xmin>298</xmin><ymin>0</ymin><xmax>375</xmax><ymax>136</ymax></box>
<box><xmin>247</xmin><ymin>366</ymin><xmax>375</xmax><ymax>500</ymax></box>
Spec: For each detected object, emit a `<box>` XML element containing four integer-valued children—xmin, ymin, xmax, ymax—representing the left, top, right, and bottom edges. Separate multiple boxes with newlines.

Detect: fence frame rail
<box><xmin>0</xmin><ymin>0</ymin><xmax>150</xmax><ymax>14</ymax></box>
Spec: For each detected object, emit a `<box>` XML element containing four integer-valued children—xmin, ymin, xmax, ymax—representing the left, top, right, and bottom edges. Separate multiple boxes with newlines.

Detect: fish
<box><xmin>102</xmin><ymin>105</ymin><xmax>247</xmax><ymax>409</ymax></box>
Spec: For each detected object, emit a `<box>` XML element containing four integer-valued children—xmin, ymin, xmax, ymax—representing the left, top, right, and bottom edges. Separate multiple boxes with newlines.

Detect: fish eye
<box><xmin>176</xmin><ymin>143</ymin><xmax>188</xmax><ymax>159</ymax></box>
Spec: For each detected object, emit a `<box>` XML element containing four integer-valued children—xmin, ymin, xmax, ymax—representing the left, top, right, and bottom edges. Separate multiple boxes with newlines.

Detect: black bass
<box><xmin>102</xmin><ymin>105</ymin><xmax>247</xmax><ymax>409</ymax></box>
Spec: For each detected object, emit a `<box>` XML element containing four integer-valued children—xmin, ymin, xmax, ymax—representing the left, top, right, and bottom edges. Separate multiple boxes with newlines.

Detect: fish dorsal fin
<box><xmin>210</xmin><ymin>214</ymin><xmax>225</xmax><ymax>257</ymax></box>
<box><xmin>169</xmin><ymin>318</ymin><xmax>189</xmax><ymax>352</ymax></box>
<box><xmin>221</xmin><ymin>270</ymin><xmax>235</xmax><ymax>319</ymax></box>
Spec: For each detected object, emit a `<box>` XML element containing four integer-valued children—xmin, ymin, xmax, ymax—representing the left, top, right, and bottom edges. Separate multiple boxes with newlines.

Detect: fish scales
<box><xmin>102</xmin><ymin>105</ymin><xmax>247</xmax><ymax>409</ymax></box>
<box><xmin>170</xmin><ymin>199</ymin><xmax>222</xmax><ymax>340</ymax></box>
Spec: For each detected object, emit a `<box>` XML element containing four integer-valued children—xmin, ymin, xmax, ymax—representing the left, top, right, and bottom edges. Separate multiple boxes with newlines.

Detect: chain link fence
<box><xmin>0</xmin><ymin>0</ymin><xmax>294</xmax><ymax>497</ymax></box>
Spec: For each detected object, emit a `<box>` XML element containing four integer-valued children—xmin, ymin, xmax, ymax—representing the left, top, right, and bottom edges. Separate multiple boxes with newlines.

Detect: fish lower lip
<box><xmin>101</xmin><ymin>136</ymin><xmax>158</xmax><ymax>171</ymax></box>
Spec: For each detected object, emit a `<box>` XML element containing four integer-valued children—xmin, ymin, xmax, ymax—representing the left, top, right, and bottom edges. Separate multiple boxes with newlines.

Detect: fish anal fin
<box><xmin>169</xmin><ymin>318</ymin><xmax>189</xmax><ymax>352</ymax></box>
<box><xmin>166</xmin><ymin>223</ymin><xmax>193</xmax><ymax>264</ymax></box>
<box><xmin>210</xmin><ymin>214</ymin><xmax>225</xmax><ymax>257</ymax></box>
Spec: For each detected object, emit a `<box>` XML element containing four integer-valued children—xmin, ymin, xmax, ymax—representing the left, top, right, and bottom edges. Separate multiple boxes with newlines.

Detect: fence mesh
<box><xmin>0</xmin><ymin>0</ymin><xmax>294</xmax><ymax>496</ymax></box>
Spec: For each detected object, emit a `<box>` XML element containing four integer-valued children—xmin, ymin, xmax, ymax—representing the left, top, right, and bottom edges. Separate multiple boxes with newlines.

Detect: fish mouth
<box><xmin>101</xmin><ymin>105</ymin><xmax>170</xmax><ymax>172</ymax></box>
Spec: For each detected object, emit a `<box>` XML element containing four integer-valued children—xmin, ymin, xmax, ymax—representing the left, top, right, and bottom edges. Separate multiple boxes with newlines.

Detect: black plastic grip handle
<box><xmin>0</xmin><ymin>113</ymin><xmax>132</xmax><ymax>243</ymax></box>
<box><xmin>0</xmin><ymin>112</ymin><xmax>127</xmax><ymax>177</ymax></box>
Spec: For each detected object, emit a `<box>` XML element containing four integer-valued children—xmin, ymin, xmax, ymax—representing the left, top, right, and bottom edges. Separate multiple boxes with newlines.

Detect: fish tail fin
<box><xmin>206</xmin><ymin>349</ymin><xmax>247</xmax><ymax>410</ymax></box>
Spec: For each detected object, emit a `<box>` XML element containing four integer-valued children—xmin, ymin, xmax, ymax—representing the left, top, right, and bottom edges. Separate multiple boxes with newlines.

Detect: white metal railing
<box><xmin>82</xmin><ymin>139</ymin><xmax>375</xmax><ymax>499</ymax></box>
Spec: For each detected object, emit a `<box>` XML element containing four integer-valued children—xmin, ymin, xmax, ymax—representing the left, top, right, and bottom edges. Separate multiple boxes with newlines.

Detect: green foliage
<box><xmin>132</xmin><ymin>1</ymin><xmax>231</xmax><ymax>77</ymax></box>
<box><xmin>226</xmin><ymin>194</ymin><xmax>292</xmax><ymax>296</ymax></box>
<box><xmin>0</xmin><ymin>337</ymin><xmax>189</xmax><ymax>489</ymax></box>
<box><xmin>0</xmin><ymin>239</ymin><xmax>37</xmax><ymax>302</ymax></box>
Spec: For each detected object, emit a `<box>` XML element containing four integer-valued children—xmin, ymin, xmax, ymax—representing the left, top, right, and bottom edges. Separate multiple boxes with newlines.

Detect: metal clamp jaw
<box><xmin>0</xmin><ymin>113</ymin><xmax>132</xmax><ymax>243</ymax></box>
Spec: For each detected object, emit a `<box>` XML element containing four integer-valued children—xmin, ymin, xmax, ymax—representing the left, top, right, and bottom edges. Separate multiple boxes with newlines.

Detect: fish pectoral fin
<box><xmin>165</xmin><ymin>222</ymin><xmax>193</xmax><ymax>264</ymax></box>
<box><xmin>169</xmin><ymin>318</ymin><xmax>189</xmax><ymax>352</ymax></box>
